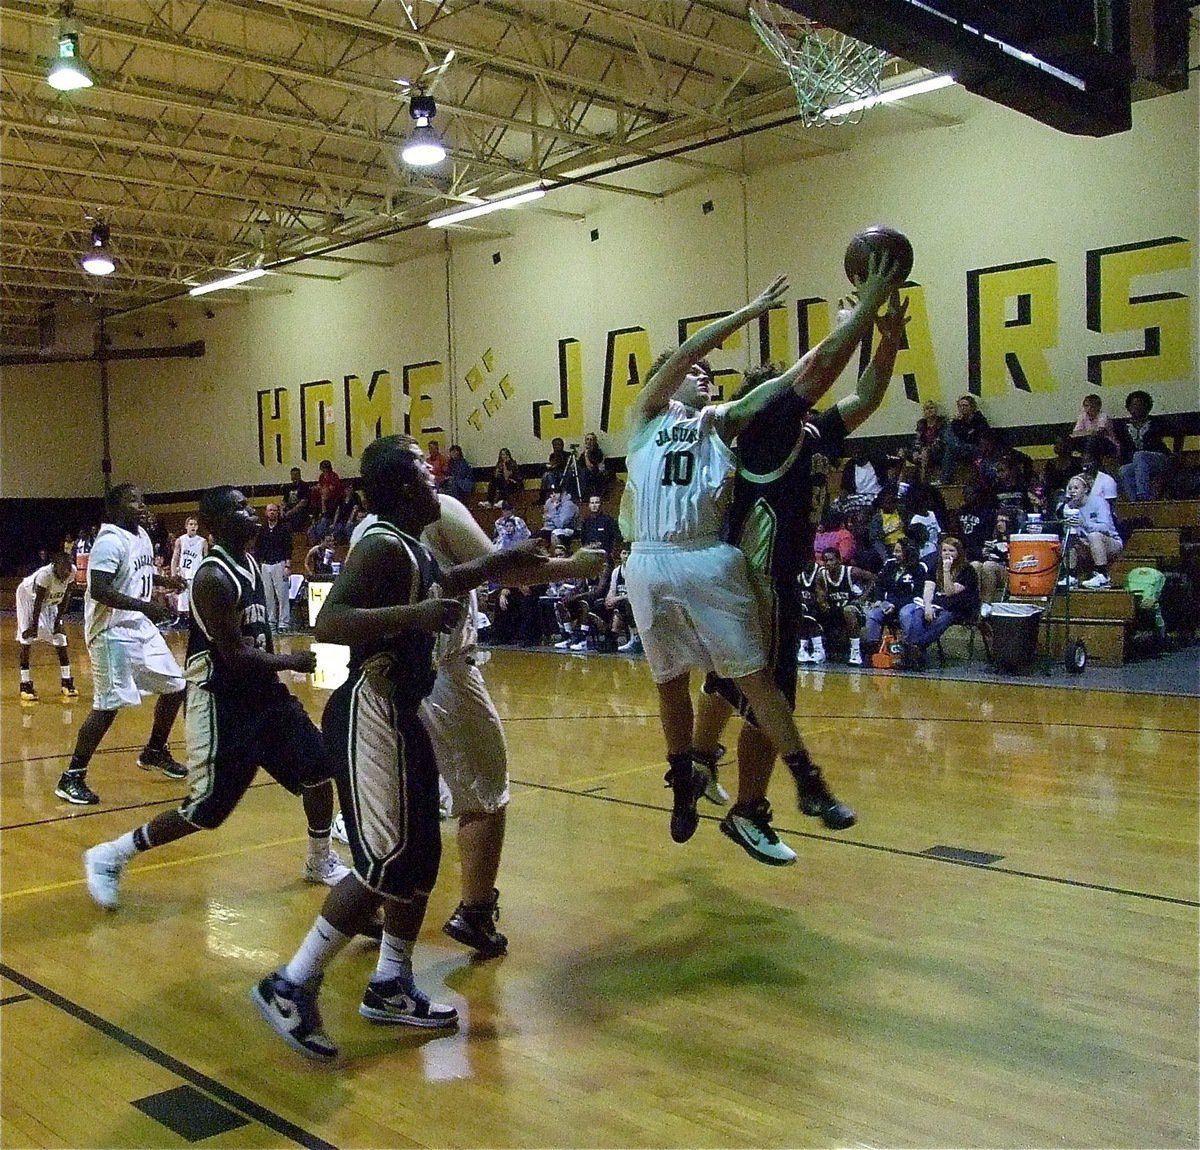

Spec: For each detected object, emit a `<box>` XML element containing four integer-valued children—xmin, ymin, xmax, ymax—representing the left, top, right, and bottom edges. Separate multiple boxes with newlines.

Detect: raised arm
<box><xmin>718</xmin><ymin>253</ymin><xmax>897</xmax><ymax>441</ymax></box>
<box><xmin>836</xmin><ymin>289</ymin><xmax>910</xmax><ymax>433</ymax></box>
<box><xmin>629</xmin><ymin>274</ymin><xmax>790</xmax><ymax>430</ymax></box>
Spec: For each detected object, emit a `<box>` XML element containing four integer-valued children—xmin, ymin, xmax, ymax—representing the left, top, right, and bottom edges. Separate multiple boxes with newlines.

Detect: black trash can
<box><xmin>987</xmin><ymin>603</ymin><xmax>1043</xmax><ymax>672</ymax></box>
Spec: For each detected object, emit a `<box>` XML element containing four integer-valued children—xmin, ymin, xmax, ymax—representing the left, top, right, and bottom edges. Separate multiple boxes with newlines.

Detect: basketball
<box><xmin>844</xmin><ymin>225</ymin><xmax>914</xmax><ymax>286</ymax></box>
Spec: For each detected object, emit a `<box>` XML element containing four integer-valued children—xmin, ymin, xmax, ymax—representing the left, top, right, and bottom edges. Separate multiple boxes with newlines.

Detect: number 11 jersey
<box><xmin>84</xmin><ymin>523</ymin><xmax>158</xmax><ymax>643</ymax></box>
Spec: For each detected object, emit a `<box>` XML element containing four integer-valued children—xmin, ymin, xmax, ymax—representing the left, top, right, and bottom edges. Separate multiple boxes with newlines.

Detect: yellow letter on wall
<box><xmin>1086</xmin><ymin>236</ymin><xmax>1192</xmax><ymax>387</ymax></box>
<box><xmin>343</xmin><ymin>370</ymin><xmax>393</xmax><ymax>456</ymax></box>
<box><xmin>967</xmin><ymin>259</ymin><xmax>1058</xmax><ymax>396</ymax></box>
<box><xmin>300</xmin><ymin>380</ymin><xmax>336</xmax><ymax>462</ymax></box>
<box><xmin>257</xmin><ymin>387</ymin><xmax>291</xmax><ymax>466</ymax></box>
<box><xmin>532</xmin><ymin>338</ymin><xmax>584</xmax><ymax>441</ymax></box>
<box><xmin>600</xmin><ymin>327</ymin><xmax>652</xmax><ymax>435</ymax></box>
<box><xmin>403</xmin><ymin>360</ymin><xmax>445</xmax><ymax>454</ymax></box>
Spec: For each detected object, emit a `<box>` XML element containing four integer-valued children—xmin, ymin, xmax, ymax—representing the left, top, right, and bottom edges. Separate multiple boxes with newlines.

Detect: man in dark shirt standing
<box><xmin>579</xmin><ymin>494</ymin><xmax>619</xmax><ymax>559</ymax></box>
<box><xmin>257</xmin><ymin>502</ymin><xmax>293</xmax><ymax>632</ymax></box>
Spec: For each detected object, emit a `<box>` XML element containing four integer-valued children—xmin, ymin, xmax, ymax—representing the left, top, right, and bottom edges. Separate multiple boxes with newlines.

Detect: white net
<box><xmin>748</xmin><ymin>1</ymin><xmax>888</xmax><ymax>126</ymax></box>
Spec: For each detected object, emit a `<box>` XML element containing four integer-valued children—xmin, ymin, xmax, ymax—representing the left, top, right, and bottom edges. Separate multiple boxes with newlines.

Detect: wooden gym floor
<box><xmin>1</xmin><ymin>624</ymin><xmax>1197</xmax><ymax>1149</ymax></box>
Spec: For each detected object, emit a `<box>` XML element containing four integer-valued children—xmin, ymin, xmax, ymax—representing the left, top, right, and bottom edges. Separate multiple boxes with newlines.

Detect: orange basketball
<box><xmin>844</xmin><ymin>225</ymin><xmax>914</xmax><ymax>286</ymax></box>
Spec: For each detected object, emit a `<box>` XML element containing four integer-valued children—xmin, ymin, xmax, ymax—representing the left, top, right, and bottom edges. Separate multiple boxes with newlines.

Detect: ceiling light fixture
<box><xmin>188</xmin><ymin>267</ymin><xmax>268</xmax><ymax>296</ymax></box>
<box><xmin>80</xmin><ymin>222</ymin><xmax>114</xmax><ymax>275</ymax></box>
<box><xmin>47</xmin><ymin>14</ymin><xmax>96</xmax><ymax>91</ymax></box>
<box><xmin>822</xmin><ymin>72</ymin><xmax>955</xmax><ymax>119</ymax></box>
<box><xmin>401</xmin><ymin>93</ymin><xmax>447</xmax><ymax>167</ymax></box>
<box><xmin>428</xmin><ymin>187</ymin><xmax>547</xmax><ymax>228</ymax></box>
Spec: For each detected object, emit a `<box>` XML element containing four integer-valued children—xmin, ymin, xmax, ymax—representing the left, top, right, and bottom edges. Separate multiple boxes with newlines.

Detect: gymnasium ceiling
<box><xmin>0</xmin><ymin>0</ymin><xmax>975</xmax><ymax>353</ymax></box>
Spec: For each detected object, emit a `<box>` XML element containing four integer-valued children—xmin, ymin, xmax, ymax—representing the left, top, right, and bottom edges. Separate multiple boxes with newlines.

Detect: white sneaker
<box><xmin>617</xmin><ymin>635</ymin><xmax>642</xmax><ymax>653</ymax></box>
<box><xmin>848</xmin><ymin>649</ymin><xmax>864</xmax><ymax>666</ymax></box>
<box><xmin>703</xmin><ymin>768</ymin><xmax>730</xmax><ymax>806</ymax></box>
<box><xmin>796</xmin><ymin>647</ymin><xmax>814</xmax><ymax>664</ymax></box>
<box><xmin>569</xmin><ymin>639</ymin><xmax>589</xmax><ymax>651</ymax></box>
<box><xmin>810</xmin><ymin>646</ymin><xmax>827</xmax><ymax>664</ymax></box>
<box><xmin>718</xmin><ymin>800</ymin><xmax>797</xmax><ymax>866</ymax></box>
<box><xmin>1057</xmin><ymin>575</ymin><xmax>1078</xmax><ymax>589</ymax></box>
<box><xmin>1080</xmin><ymin>573</ymin><xmax>1111</xmax><ymax>589</ymax></box>
<box><xmin>553</xmin><ymin>637</ymin><xmax>574</xmax><ymax>650</ymax></box>
<box><xmin>331</xmin><ymin>812</ymin><xmax>349</xmax><ymax>844</ymax></box>
<box><xmin>304</xmin><ymin>849</ymin><xmax>352</xmax><ymax>886</ymax></box>
<box><xmin>83</xmin><ymin>843</ymin><xmax>125</xmax><ymax>910</ymax></box>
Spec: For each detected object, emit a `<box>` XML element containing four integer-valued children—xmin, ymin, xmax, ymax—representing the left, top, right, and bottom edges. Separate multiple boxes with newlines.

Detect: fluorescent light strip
<box><xmin>823</xmin><ymin>73</ymin><xmax>955</xmax><ymax>119</ymax></box>
<box><xmin>428</xmin><ymin>188</ymin><xmax>546</xmax><ymax>228</ymax></box>
<box><xmin>188</xmin><ymin>267</ymin><xmax>267</xmax><ymax>296</ymax></box>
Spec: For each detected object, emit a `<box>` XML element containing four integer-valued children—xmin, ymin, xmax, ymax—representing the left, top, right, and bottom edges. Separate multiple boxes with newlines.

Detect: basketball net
<box><xmin>748</xmin><ymin>1</ymin><xmax>887</xmax><ymax>127</ymax></box>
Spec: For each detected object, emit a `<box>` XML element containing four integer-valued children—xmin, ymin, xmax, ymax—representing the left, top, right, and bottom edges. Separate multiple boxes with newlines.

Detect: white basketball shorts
<box><xmin>624</xmin><ymin>539</ymin><xmax>767</xmax><ymax>684</ymax></box>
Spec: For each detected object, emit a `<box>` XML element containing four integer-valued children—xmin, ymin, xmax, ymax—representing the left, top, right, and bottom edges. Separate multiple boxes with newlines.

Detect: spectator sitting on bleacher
<box><xmin>905</xmin><ymin>487</ymin><xmax>942</xmax><ymax>564</ymax></box>
<box><xmin>815</xmin><ymin>547</ymin><xmax>875</xmax><ymax>666</ymax></box>
<box><xmin>540</xmin><ymin>438</ymin><xmax>569</xmax><ymax>499</ymax></box>
<box><xmin>838</xmin><ymin>445</ymin><xmax>884</xmax><ymax>508</ymax></box>
<box><xmin>1116</xmin><ymin>390</ymin><xmax>1171</xmax><ymax>502</ymax></box>
<box><xmin>953</xmin><ymin>482</ymin><xmax>998</xmax><ymax>563</ymax></box>
<box><xmin>579</xmin><ymin>494</ymin><xmax>619</xmax><ymax>558</ymax></box>
<box><xmin>281</xmin><ymin>466</ymin><xmax>312</xmax><ymax>533</ymax></box>
<box><xmin>442</xmin><ymin>444</ymin><xmax>475</xmax><ymax>500</ymax></box>
<box><xmin>970</xmin><ymin>429</ymin><xmax>1006</xmax><ymax>491</ymax></box>
<box><xmin>483</xmin><ymin>448</ymin><xmax>522</xmax><ymax>509</ymax></box>
<box><xmin>812</xmin><ymin>508</ymin><xmax>856</xmax><ymax>564</ymax></box>
<box><xmin>1059</xmin><ymin>474</ymin><xmax>1124</xmax><ymax>589</ymax></box>
<box><xmin>577</xmin><ymin>433</ymin><xmax>611</xmax><ymax>502</ymax></box>
<box><xmin>1042</xmin><ymin>434</ymin><xmax>1083</xmax><ymax>503</ymax></box>
<box><xmin>993</xmin><ymin>450</ymin><xmax>1031</xmax><ymax>521</ymax></box>
<box><xmin>863</xmin><ymin>536</ymin><xmax>929</xmax><ymax>654</ymax></box>
<box><xmin>938</xmin><ymin>395</ymin><xmax>989</xmax><ymax>484</ymax></box>
<box><xmin>541</xmin><ymin>489</ymin><xmax>579</xmax><ymax>549</ymax></box>
<box><xmin>910</xmin><ymin>400</ymin><xmax>946</xmax><ymax>483</ymax></box>
<box><xmin>493</xmin><ymin>502</ymin><xmax>531</xmax><ymax>549</ymax></box>
<box><xmin>551</xmin><ymin>557</ymin><xmax>612</xmax><ymax>652</ymax></box>
<box><xmin>900</xmin><ymin>536</ymin><xmax>980</xmax><ymax>670</ymax></box>
<box><xmin>1071</xmin><ymin>393</ymin><xmax>1121</xmax><ymax>458</ymax></box>
<box><xmin>1081</xmin><ymin>447</ymin><xmax>1119</xmax><ymax>514</ymax></box>
<box><xmin>866</xmin><ymin>487</ymin><xmax>907</xmax><ymax>566</ymax></box>
<box><xmin>328</xmin><ymin>483</ymin><xmax>364</xmax><ymax>543</ymax></box>
<box><xmin>426</xmin><ymin>440</ymin><xmax>449</xmax><ymax>489</ymax></box>
<box><xmin>976</xmin><ymin>510</ymin><xmax>1012</xmax><ymax>604</ymax></box>
<box><xmin>795</xmin><ymin>558</ymin><xmax>826</xmax><ymax>664</ymax></box>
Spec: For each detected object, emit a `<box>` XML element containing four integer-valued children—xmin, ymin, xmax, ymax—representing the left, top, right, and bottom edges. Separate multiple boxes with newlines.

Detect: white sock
<box><xmin>850</xmin><ymin>638</ymin><xmax>861</xmax><ymax>656</ymax></box>
<box><xmin>20</xmin><ymin>670</ymin><xmax>32</xmax><ymax>685</ymax></box>
<box><xmin>110</xmin><ymin>830</ymin><xmax>142</xmax><ymax>864</ymax></box>
<box><xmin>60</xmin><ymin>664</ymin><xmax>72</xmax><ymax>681</ymax></box>
<box><xmin>284</xmin><ymin>916</ymin><xmax>352</xmax><ymax>987</ymax></box>
<box><xmin>373</xmin><ymin>932</ymin><xmax>415</xmax><ymax>984</ymax></box>
<box><xmin>306</xmin><ymin>831</ymin><xmax>332</xmax><ymax>862</ymax></box>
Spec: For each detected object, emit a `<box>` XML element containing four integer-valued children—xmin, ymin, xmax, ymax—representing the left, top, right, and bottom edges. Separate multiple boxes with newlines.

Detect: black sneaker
<box><xmin>137</xmin><ymin>747</ymin><xmax>188</xmax><ymax>780</ymax></box>
<box><xmin>790</xmin><ymin>762</ymin><xmax>856</xmax><ymax>830</ymax></box>
<box><xmin>719</xmin><ymin>799</ymin><xmax>797</xmax><ymax>866</ymax></box>
<box><xmin>443</xmin><ymin>889</ymin><xmax>508</xmax><ymax>957</ymax></box>
<box><xmin>664</xmin><ymin>759</ymin><xmax>706</xmax><ymax>844</ymax></box>
<box><xmin>55</xmin><ymin>772</ymin><xmax>99</xmax><ymax>805</ymax></box>
<box><xmin>359</xmin><ymin>978</ymin><xmax>458</xmax><ymax>1028</ymax></box>
<box><xmin>19</xmin><ymin>686</ymin><xmax>39</xmax><ymax>705</ymax></box>
<box><xmin>250</xmin><ymin>970</ymin><xmax>337</xmax><ymax>1061</ymax></box>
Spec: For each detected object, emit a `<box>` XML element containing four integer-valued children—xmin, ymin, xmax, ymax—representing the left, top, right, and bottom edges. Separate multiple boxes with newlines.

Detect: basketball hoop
<box><xmin>748</xmin><ymin>1</ymin><xmax>887</xmax><ymax>127</ymax></box>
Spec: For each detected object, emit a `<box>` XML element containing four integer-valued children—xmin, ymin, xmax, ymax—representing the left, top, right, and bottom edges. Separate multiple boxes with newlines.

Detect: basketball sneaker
<box><xmin>137</xmin><ymin>747</ymin><xmax>188</xmax><ymax>780</ymax></box>
<box><xmin>719</xmin><ymin>800</ymin><xmax>797</xmax><ymax>866</ymax></box>
<box><xmin>251</xmin><ymin>971</ymin><xmax>337</xmax><ymax>1061</ymax></box>
<box><xmin>83</xmin><ymin>842</ymin><xmax>126</xmax><ymax>909</ymax></box>
<box><xmin>443</xmin><ymin>888</ymin><xmax>508</xmax><ymax>958</ymax></box>
<box><xmin>691</xmin><ymin>747</ymin><xmax>729</xmax><ymax>806</ymax></box>
<box><xmin>788</xmin><ymin>760</ymin><xmax>856</xmax><ymax>830</ymax></box>
<box><xmin>359</xmin><ymin>979</ymin><xmax>459</xmax><ymax>1028</ymax></box>
<box><xmin>616</xmin><ymin>634</ymin><xmax>642</xmax><ymax>653</ymax></box>
<box><xmin>19</xmin><ymin>685</ymin><xmax>38</xmax><ymax>705</ymax></box>
<box><xmin>664</xmin><ymin>758</ymin><xmax>707</xmax><ymax>844</ymax></box>
<box><xmin>303</xmin><ymin>849</ymin><xmax>351</xmax><ymax>886</ymax></box>
<box><xmin>60</xmin><ymin>682</ymin><xmax>79</xmax><ymax>699</ymax></box>
<box><xmin>55</xmin><ymin>771</ymin><xmax>99</xmax><ymax>805</ymax></box>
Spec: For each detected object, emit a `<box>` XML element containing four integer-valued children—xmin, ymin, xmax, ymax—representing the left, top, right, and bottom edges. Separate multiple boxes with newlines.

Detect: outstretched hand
<box><xmin>855</xmin><ymin>251</ymin><xmax>899</xmax><ymax>305</ymax></box>
<box><xmin>566</xmin><ymin>546</ymin><xmax>607</xmax><ymax>579</ymax></box>
<box><xmin>752</xmin><ymin>274</ymin><xmax>790</xmax><ymax>313</ymax></box>
<box><xmin>876</xmin><ymin>289</ymin><xmax>910</xmax><ymax>346</ymax></box>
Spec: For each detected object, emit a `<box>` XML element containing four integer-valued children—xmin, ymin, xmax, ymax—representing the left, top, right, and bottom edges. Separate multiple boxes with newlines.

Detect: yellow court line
<box><xmin>0</xmin><ymin>834</ymin><xmax>304</xmax><ymax>901</ymax></box>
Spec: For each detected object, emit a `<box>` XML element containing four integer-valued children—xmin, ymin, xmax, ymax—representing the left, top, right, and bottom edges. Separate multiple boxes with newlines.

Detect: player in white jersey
<box><xmin>16</xmin><ymin>552</ymin><xmax>78</xmax><ymax>703</ymax></box>
<box><xmin>346</xmin><ymin>498</ymin><xmax>604</xmax><ymax>956</ymax></box>
<box><xmin>55</xmin><ymin>484</ymin><xmax>190</xmax><ymax>806</ymax></box>
<box><xmin>170</xmin><ymin>516</ymin><xmax>208</xmax><ymax>625</ymax></box>
<box><xmin>621</xmin><ymin>271</ymin><xmax>896</xmax><ymax>848</ymax></box>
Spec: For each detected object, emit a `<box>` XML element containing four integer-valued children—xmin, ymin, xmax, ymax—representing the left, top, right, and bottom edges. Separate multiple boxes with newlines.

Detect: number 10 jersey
<box><xmin>619</xmin><ymin>399</ymin><xmax>736</xmax><ymax>545</ymax></box>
